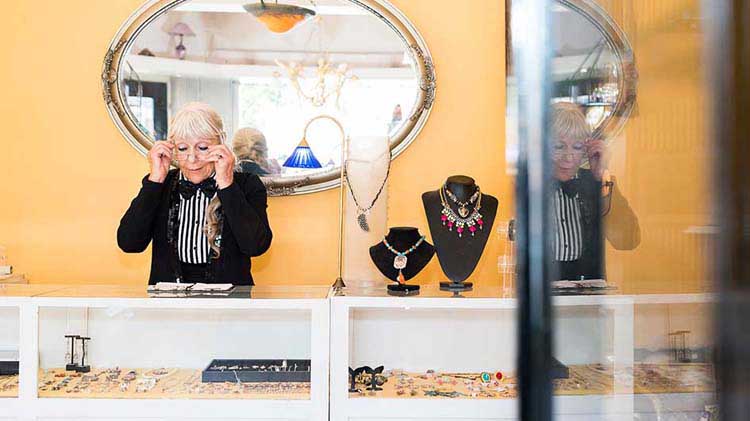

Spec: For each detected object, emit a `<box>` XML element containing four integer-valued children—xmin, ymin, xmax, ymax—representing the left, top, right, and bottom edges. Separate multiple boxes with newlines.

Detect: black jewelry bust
<box><xmin>422</xmin><ymin>176</ymin><xmax>498</xmax><ymax>291</ymax></box>
<box><xmin>369</xmin><ymin>227</ymin><xmax>435</xmax><ymax>296</ymax></box>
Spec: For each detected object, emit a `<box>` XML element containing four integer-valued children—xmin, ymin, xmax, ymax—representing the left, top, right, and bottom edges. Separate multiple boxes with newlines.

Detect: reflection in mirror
<box><xmin>549</xmin><ymin>102</ymin><xmax>640</xmax><ymax>286</ymax></box>
<box><xmin>111</xmin><ymin>0</ymin><xmax>432</xmax><ymax>194</ymax></box>
<box><xmin>551</xmin><ymin>3</ymin><xmax>621</xmax><ymax>131</ymax></box>
<box><xmin>506</xmin><ymin>0</ymin><xmax>636</xmax><ymax>174</ymax></box>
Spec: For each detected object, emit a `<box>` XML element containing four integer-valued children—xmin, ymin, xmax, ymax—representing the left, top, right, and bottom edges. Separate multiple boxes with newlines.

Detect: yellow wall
<box><xmin>0</xmin><ymin>0</ymin><xmax>510</xmax><ymax>286</ymax></box>
<box><xmin>0</xmin><ymin>0</ymin><xmax>712</xmax><ymax>293</ymax></box>
<box><xmin>596</xmin><ymin>0</ymin><xmax>714</xmax><ymax>294</ymax></box>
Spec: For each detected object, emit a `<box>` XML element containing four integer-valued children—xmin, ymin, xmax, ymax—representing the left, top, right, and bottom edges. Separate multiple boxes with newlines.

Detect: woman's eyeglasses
<box><xmin>552</xmin><ymin>149</ymin><xmax>586</xmax><ymax>160</ymax></box>
<box><xmin>173</xmin><ymin>146</ymin><xmax>211</xmax><ymax>161</ymax></box>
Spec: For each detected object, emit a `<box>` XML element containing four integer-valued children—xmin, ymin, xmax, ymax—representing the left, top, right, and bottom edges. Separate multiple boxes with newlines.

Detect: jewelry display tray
<box><xmin>0</xmin><ymin>360</ymin><xmax>18</xmax><ymax>375</ymax></box>
<box><xmin>201</xmin><ymin>359</ymin><xmax>311</xmax><ymax>383</ymax></box>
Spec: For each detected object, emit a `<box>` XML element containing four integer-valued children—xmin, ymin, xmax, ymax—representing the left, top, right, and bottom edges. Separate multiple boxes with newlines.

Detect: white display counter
<box><xmin>0</xmin><ymin>284</ymin><xmax>330</xmax><ymax>421</ymax></box>
<box><xmin>330</xmin><ymin>286</ymin><xmax>716</xmax><ymax>421</ymax></box>
<box><xmin>0</xmin><ymin>284</ymin><xmax>716</xmax><ymax>421</ymax></box>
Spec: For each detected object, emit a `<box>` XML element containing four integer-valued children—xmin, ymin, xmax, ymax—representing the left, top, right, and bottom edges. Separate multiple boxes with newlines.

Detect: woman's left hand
<box><xmin>207</xmin><ymin>144</ymin><xmax>236</xmax><ymax>189</ymax></box>
<box><xmin>586</xmin><ymin>138</ymin><xmax>608</xmax><ymax>181</ymax></box>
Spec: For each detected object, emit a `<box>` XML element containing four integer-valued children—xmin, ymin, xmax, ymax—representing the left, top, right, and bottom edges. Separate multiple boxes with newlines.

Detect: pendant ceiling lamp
<box><xmin>244</xmin><ymin>0</ymin><xmax>316</xmax><ymax>33</ymax></box>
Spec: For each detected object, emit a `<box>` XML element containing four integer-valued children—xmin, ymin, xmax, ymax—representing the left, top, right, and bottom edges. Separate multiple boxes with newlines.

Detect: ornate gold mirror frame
<box><xmin>102</xmin><ymin>0</ymin><xmax>435</xmax><ymax>196</ymax></box>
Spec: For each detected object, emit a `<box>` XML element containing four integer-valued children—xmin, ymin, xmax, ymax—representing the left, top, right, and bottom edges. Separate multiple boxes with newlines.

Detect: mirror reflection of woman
<box><xmin>118</xmin><ymin>102</ymin><xmax>272</xmax><ymax>285</ymax></box>
<box><xmin>551</xmin><ymin>102</ymin><xmax>640</xmax><ymax>281</ymax></box>
<box><xmin>232</xmin><ymin>127</ymin><xmax>281</xmax><ymax>176</ymax></box>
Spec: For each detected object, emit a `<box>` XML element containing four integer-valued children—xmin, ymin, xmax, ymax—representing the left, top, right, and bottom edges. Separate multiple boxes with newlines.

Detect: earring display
<box><xmin>76</xmin><ymin>337</ymin><xmax>91</xmax><ymax>373</ymax></box>
<box><xmin>348</xmin><ymin>365</ymin><xmax>387</xmax><ymax>395</ymax></box>
<box><xmin>348</xmin><ymin>366</ymin><xmax>366</xmax><ymax>392</ymax></box>
<box><xmin>344</xmin><ymin>150</ymin><xmax>391</xmax><ymax>232</ymax></box>
<box><xmin>64</xmin><ymin>335</ymin><xmax>79</xmax><ymax>371</ymax></box>
<box><xmin>364</xmin><ymin>366</ymin><xmax>385</xmax><ymax>392</ymax></box>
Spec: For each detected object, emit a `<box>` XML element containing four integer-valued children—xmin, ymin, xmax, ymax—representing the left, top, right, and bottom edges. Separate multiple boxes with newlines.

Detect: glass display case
<box><xmin>0</xmin><ymin>286</ymin><xmax>718</xmax><ymax>421</ymax></box>
<box><xmin>0</xmin><ymin>284</ymin><xmax>329</xmax><ymax>421</ymax></box>
<box><xmin>330</xmin><ymin>286</ymin><xmax>716</xmax><ymax>421</ymax></box>
<box><xmin>0</xmin><ymin>301</ymin><xmax>19</xmax><ymax>400</ymax></box>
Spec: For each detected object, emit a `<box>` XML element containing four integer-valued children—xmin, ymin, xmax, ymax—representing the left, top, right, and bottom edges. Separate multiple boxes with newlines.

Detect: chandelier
<box><xmin>275</xmin><ymin>56</ymin><xmax>358</xmax><ymax>108</ymax></box>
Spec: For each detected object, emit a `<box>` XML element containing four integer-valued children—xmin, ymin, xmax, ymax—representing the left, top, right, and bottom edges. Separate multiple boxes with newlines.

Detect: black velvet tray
<box><xmin>0</xmin><ymin>360</ymin><xmax>18</xmax><ymax>376</ymax></box>
<box><xmin>552</xmin><ymin>357</ymin><xmax>570</xmax><ymax>379</ymax></box>
<box><xmin>201</xmin><ymin>359</ymin><xmax>311</xmax><ymax>383</ymax></box>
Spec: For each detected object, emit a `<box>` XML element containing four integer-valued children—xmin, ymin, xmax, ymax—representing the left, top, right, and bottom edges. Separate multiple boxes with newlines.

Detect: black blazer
<box><xmin>557</xmin><ymin>169</ymin><xmax>604</xmax><ymax>280</ymax></box>
<box><xmin>117</xmin><ymin>169</ymin><xmax>272</xmax><ymax>285</ymax></box>
<box><xmin>556</xmin><ymin>169</ymin><xmax>640</xmax><ymax>280</ymax></box>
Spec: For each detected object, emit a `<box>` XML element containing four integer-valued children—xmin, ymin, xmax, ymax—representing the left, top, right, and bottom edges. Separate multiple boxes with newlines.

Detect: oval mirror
<box><xmin>103</xmin><ymin>0</ymin><xmax>435</xmax><ymax>195</ymax></box>
<box><xmin>507</xmin><ymin>0</ymin><xmax>637</xmax><ymax>139</ymax></box>
<box><xmin>550</xmin><ymin>0</ymin><xmax>637</xmax><ymax>139</ymax></box>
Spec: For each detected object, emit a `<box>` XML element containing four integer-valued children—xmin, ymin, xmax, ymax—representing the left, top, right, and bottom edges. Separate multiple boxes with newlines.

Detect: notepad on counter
<box><xmin>552</xmin><ymin>279</ymin><xmax>609</xmax><ymax>289</ymax></box>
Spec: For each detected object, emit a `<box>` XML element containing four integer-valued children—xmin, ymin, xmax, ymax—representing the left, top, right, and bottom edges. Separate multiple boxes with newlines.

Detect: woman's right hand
<box><xmin>147</xmin><ymin>141</ymin><xmax>173</xmax><ymax>183</ymax></box>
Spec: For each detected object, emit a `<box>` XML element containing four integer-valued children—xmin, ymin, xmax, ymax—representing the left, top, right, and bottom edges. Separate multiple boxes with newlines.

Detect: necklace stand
<box><xmin>369</xmin><ymin>227</ymin><xmax>435</xmax><ymax>296</ymax></box>
<box><xmin>422</xmin><ymin>176</ymin><xmax>498</xmax><ymax>292</ymax></box>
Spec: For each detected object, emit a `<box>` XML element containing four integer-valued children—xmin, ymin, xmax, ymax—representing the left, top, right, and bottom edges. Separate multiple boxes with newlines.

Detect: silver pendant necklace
<box><xmin>344</xmin><ymin>151</ymin><xmax>391</xmax><ymax>232</ymax></box>
<box><xmin>382</xmin><ymin>235</ymin><xmax>425</xmax><ymax>284</ymax></box>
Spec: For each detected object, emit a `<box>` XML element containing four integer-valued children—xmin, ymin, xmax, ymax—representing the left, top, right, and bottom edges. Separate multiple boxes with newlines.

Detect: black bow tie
<box><xmin>558</xmin><ymin>177</ymin><xmax>581</xmax><ymax>198</ymax></box>
<box><xmin>178</xmin><ymin>178</ymin><xmax>217</xmax><ymax>200</ymax></box>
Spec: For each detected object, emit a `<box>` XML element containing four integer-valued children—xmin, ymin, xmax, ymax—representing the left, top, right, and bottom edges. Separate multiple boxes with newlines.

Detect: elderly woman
<box><xmin>551</xmin><ymin>102</ymin><xmax>640</xmax><ymax>281</ymax></box>
<box><xmin>117</xmin><ymin>102</ymin><xmax>272</xmax><ymax>285</ymax></box>
<box><xmin>232</xmin><ymin>127</ymin><xmax>281</xmax><ymax>176</ymax></box>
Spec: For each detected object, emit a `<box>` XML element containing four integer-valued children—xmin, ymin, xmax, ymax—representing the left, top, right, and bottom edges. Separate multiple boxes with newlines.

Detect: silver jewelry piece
<box><xmin>357</xmin><ymin>212</ymin><xmax>370</xmax><ymax>232</ymax></box>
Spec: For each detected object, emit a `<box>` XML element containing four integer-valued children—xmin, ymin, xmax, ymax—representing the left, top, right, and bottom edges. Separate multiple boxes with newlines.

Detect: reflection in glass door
<box><xmin>509</xmin><ymin>0</ymin><xmax>729</xmax><ymax>420</ymax></box>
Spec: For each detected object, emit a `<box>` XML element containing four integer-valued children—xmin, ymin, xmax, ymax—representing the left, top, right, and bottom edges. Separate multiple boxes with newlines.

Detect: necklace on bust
<box><xmin>344</xmin><ymin>150</ymin><xmax>391</xmax><ymax>232</ymax></box>
<box><xmin>439</xmin><ymin>184</ymin><xmax>484</xmax><ymax>238</ymax></box>
<box><xmin>382</xmin><ymin>235</ymin><xmax>425</xmax><ymax>284</ymax></box>
<box><xmin>444</xmin><ymin>185</ymin><xmax>480</xmax><ymax>218</ymax></box>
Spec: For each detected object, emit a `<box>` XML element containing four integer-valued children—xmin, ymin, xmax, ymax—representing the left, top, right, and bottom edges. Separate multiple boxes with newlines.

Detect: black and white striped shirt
<box><xmin>177</xmin><ymin>172</ymin><xmax>216</xmax><ymax>264</ymax></box>
<box><xmin>553</xmin><ymin>187</ymin><xmax>583</xmax><ymax>261</ymax></box>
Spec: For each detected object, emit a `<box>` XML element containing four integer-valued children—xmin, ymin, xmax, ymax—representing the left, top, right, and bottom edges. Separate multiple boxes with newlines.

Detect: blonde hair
<box><xmin>167</xmin><ymin>102</ymin><xmax>227</xmax><ymax>258</ymax></box>
<box><xmin>551</xmin><ymin>102</ymin><xmax>591</xmax><ymax>142</ymax></box>
<box><xmin>232</xmin><ymin>127</ymin><xmax>269</xmax><ymax>170</ymax></box>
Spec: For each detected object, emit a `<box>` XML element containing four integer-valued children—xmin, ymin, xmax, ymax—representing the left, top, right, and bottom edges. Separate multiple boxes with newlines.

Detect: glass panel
<box><xmin>348</xmin><ymin>307</ymin><xmax>516</xmax><ymax>401</ymax></box>
<box><xmin>541</xmin><ymin>1</ymin><xmax>716</xmax><ymax>420</ymax></box>
<box><xmin>37</xmin><ymin>307</ymin><xmax>312</xmax><ymax>400</ymax></box>
<box><xmin>0</xmin><ymin>307</ymin><xmax>19</xmax><ymax>399</ymax></box>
